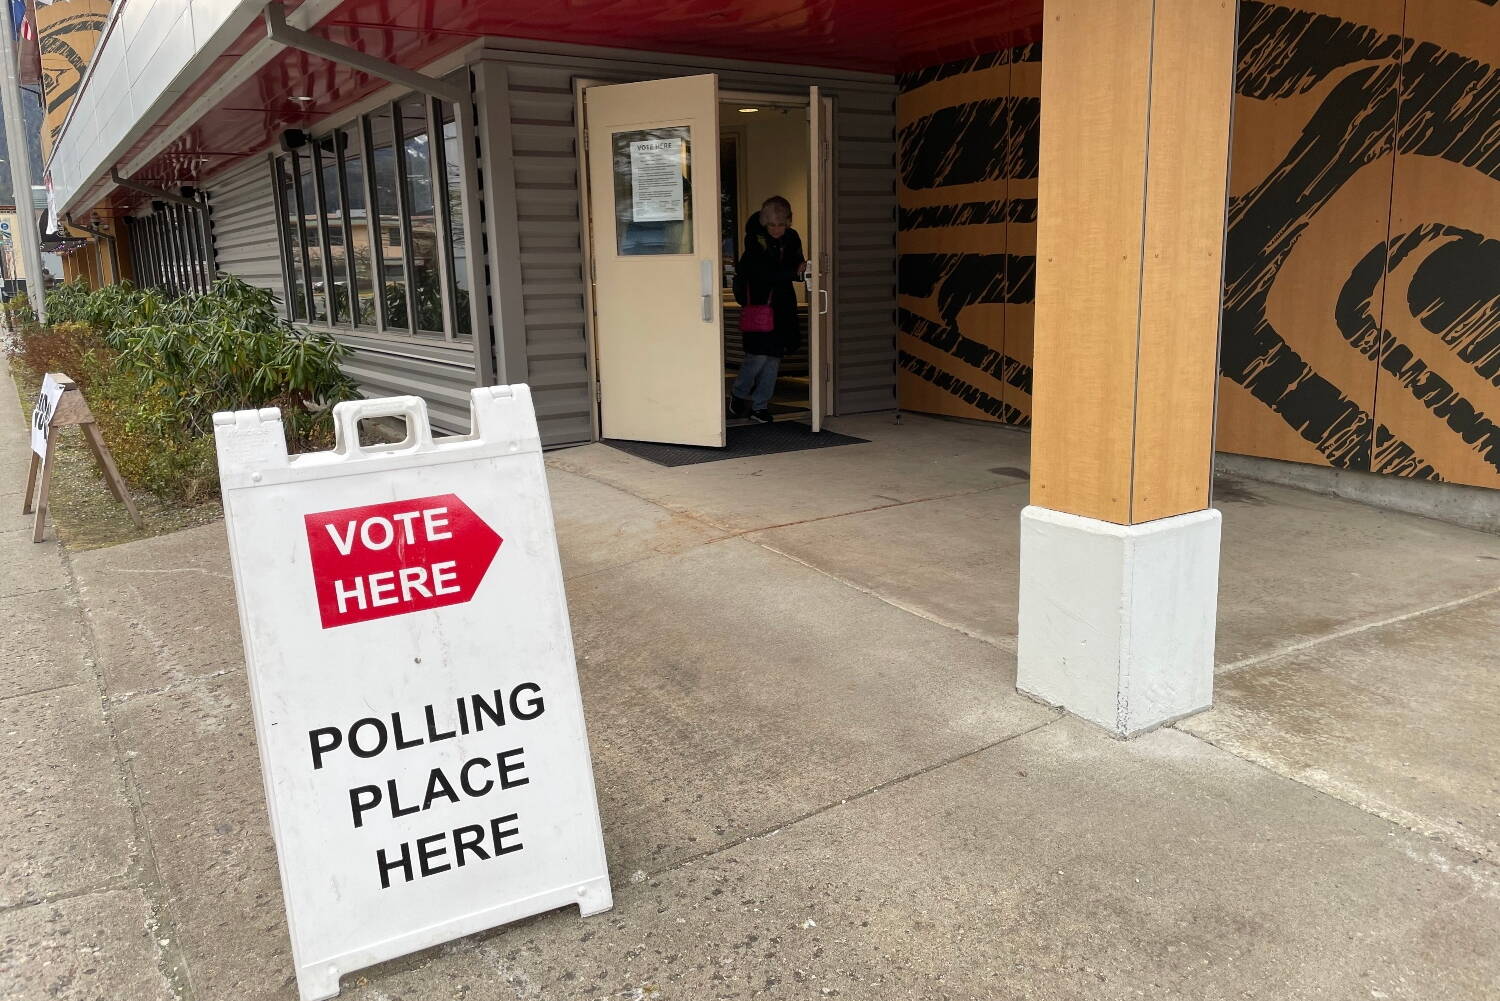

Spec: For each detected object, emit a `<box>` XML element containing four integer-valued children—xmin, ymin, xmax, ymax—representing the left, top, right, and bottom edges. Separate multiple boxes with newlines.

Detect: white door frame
<box><xmin>576</xmin><ymin>79</ymin><xmax>836</xmax><ymax>441</ymax></box>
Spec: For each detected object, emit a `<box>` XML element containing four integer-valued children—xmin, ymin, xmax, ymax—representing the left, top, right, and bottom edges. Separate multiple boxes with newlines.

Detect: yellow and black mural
<box><xmin>895</xmin><ymin>44</ymin><xmax>1039</xmax><ymax>428</ymax></box>
<box><xmin>36</xmin><ymin>0</ymin><xmax>112</xmax><ymax>160</ymax></box>
<box><xmin>1221</xmin><ymin>0</ymin><xmax>1500</xmax><ymax>489</ymax></box>
<box><xmin>895</xmin><ymin>0</ymin><xmax>1500</xmax><ymax>490</ymax></box>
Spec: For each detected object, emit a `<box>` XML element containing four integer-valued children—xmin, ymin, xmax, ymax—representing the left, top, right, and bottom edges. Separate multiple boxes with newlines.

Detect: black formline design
<box><xmin>1225</xmin><ymin>1</ymin><xmax>1500</xmax><ymax>480</ymax></box>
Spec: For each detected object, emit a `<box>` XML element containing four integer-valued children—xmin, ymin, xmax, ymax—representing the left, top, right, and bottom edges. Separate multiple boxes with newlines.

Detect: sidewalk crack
<box><xmin>0</xmin><ymin>877</ymin><xmax>133</xmax><ymax>917</ymax></box>
<box><xmin>641</xmin><ymin>715</ymin><xmax>1061</xmax><ymax>881</ymax></box>
<box><xmin>1215</xmin><ymin>583</ymin><xmax>1500</xmax><ymax>677</ymax></box>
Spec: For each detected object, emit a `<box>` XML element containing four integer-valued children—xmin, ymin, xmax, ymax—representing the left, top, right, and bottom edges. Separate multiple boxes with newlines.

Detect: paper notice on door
<box><xmin>630</xmin><ymin>139</ymin><xmax>684</xmax><ymax>222</ymax></box>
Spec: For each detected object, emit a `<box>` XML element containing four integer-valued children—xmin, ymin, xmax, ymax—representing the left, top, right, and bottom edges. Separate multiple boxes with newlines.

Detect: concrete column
<box><xmin>1018</xmin><ymin>0</ymin><xmax>1238</xmax><ymax>737</ymax></box>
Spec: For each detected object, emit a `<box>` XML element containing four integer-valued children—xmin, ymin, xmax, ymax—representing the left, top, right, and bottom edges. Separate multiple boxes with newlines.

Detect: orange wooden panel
<box><xmin>896</xmin><ymin>48</ymin><xmax>1017</xmax><ymax>423</ymax></box>
<box><xmin>1131</xmin><ymin>0</ymin><xmax>1238</xmax><ymax>522</ymax></box>
<box><xmin>1217</xmin><ymin>0</ymin><xmax>1404</xmax><ymax>476</ymax></box>
<box><xmin>1030</xmin><ymin>0</ymin><xmax>1155</xmax><ymax>524</ymax></box>
<box><xmin>1375</xmin><ymin>0</ymin><xmax>1500</xmax><ymax>489</ymax></box>
<box><xmin>1002</xmin><ymin>45</ymin><xmax>1040</xmax><ymax>429</ymax></box>
<box><xmin>1216</xmin><ymin>378</ymin><xmax>1328</xmax><ymax>466</ymax></box>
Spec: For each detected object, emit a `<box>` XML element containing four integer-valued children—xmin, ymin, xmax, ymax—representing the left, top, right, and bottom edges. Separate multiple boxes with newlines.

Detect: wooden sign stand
<box><xmin>22</xmin><ymin>372</ymin><xmax>143</xmax><ymax>543</ymax></box>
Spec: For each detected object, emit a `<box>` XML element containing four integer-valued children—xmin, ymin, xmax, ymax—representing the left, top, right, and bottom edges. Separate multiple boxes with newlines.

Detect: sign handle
<box><xmin>332</xmin><ymin>395</ymin><xmax>435</xmax><ymax>457</ymax></box>
<box><xmin>31</xmin><ymin>426</ymin><xmax>59</xmax><ymax>543</ymax></box>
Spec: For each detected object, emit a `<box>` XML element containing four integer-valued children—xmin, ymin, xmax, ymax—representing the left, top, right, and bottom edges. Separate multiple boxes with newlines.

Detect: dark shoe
<box><xmin>728</xmin><ymin>395</ymin><xmax>752</xmax><ymax>419</ymax></box>
<box><xmin>751</xmin><ymin>409</ymin><xmax>774</xmax><ymax>424</ymax></box>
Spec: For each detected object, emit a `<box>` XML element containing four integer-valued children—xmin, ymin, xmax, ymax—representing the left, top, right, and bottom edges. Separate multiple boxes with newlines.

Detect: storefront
<box><xmin>38</xmin><ymin>0</ymin><xmax>1500</xmax><ymax>735</ymax></box>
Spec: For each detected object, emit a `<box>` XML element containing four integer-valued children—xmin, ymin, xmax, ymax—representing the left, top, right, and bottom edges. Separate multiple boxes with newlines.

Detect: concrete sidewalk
<box><xmin>3</xmin><ymin>385</ymin><xmax>1499</xmax><ymax>999</ymax></box>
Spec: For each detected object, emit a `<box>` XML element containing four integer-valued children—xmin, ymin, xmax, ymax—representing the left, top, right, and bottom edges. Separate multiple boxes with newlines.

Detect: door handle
<box><xmin>818</xmin><ymin>287</ymin><xmax>831</xmax><ymax>316</ymax></box>
<box><xmin>700</xmin><ymin>259</ymin><xmax>715</xmax><ymax>322</ymax></box>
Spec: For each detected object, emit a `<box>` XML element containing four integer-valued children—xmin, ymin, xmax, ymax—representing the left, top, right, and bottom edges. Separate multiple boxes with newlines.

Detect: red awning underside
<box><xmin>102</xmin><ymin>0</ymin><xmax>1041</xmax><ymax>209</ymax></box>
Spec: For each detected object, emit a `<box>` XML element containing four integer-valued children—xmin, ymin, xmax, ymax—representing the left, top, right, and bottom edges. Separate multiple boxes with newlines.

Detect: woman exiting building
<box><xmin>730</xmin><ymin>196</ymin><xmax>806</xmax><ymax>423</ymax></box>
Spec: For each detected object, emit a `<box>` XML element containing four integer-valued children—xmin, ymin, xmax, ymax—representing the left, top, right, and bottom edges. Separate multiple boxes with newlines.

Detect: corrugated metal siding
<box><xmin>335</xmin><ymin>334</ymin><xmax>480</xmax><ymax>433</ymax></box>
<box><xmin>206</xmin><ymin>156</ymin><xmax>481</xmax><ymax>434</ymax></box>
<box><xmin>504</xmin><ymin>63</ymin><xmax>596</xmax><ymax>446</ymax></box>
<box><xmin>830</xmin><ymin>90</ymin><xmax>899</xmax><ymax>415</ymax></box>
<box><xmin>206</xmin><ymin>157</ymin><xmax>282</xmax><ymax>296</ymax></box>
<box><xmin>491</xmin><ymin>50</ymin><xmax>897</xmax><ymax>444</ymax></box>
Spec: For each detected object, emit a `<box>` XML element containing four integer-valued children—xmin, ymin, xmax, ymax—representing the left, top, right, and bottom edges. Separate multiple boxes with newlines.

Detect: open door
<box><xmin>806</xmin><ymin>87</ymin><xmax>832</xmax><ymax>432</ymax></box>
<box><xmin>585</xmin><ymin>75</ymin><xmax>724</xmax><ymax>446</ymax></box>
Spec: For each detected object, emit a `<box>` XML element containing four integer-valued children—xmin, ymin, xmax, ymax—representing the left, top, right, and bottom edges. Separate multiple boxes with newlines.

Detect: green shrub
<box><xmin>9</xmin><ymin>275</ymin><xmax>360</xmax><ymax>503</ymax></box>
<box><xmin>4</xmin><ymin>290</ymin><xmax>36</xmax><ymax>327</ymax></box>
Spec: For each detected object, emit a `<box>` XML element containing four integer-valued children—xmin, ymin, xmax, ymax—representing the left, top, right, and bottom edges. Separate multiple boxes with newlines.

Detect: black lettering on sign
<box><xmin>377</xmin><ymin>813</ymin><xmax>524</xmax><ymax>889</ymax></box>
<box><xmin>305</xmin><ymin>682</ymin><xmax>549</xmax><ymax>769</ymax></box>
<box><xmin>344</xmin><ymin>748</ymin><xmax>530</xmax><ymax>828</ymax></box>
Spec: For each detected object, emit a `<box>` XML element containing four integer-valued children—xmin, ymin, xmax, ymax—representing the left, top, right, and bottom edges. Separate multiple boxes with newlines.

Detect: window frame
<box><xmin>272</xmin><ymin>87</ymin><xmax>479</xmax><ymax>346</ymax></box>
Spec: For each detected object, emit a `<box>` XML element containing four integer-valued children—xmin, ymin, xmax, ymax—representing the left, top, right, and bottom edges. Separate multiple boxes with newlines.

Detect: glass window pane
<box><xmin>368</xmin><ymin>107</ymin><xmax>408</xmax><ymax>331</ymax></box>
<box><xmin>400</xmin><ymin>96</ymin><xmax>442</xmax><ymax>334</ymax></box>
<box><xmin>611</xmin><ymin>127</ymin><xmax>693</xmax><ymax>256</ymax></box>
<box><xmin>339</xmin><ymin>126</ymin><xmax>375</xmax><ymax>329</ymax></box>
<box><xmin>277</xmin><ymin>156</ymin><xmax>307</xmax><ymax>320</ymax></box>
<box><xmin>439</xmin><ymin>101</ymin><xmax>471</xmax><ymax>338</ymax></box>
<box><xmin>317</xmin><ymin>135</ymin><xmax>349</xmax><ymax>324</ymax></box>
<box><xmin>720</xmin><ymin>134</ymin><xmax>739</xmax><ymax>288</ymax></box>
<box><xmin>296</xmin><ymin>151</ymin><xmax>328</xmax><ymax>322</ymax></box>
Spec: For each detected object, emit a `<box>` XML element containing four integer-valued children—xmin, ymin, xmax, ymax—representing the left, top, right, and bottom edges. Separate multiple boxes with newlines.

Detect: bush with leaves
<box><xmin>9</xmin><ymin>275</ymin><xmax>361</xmax><ymax>503</ymax></box>
<box><xmin>114</xmin><ymin>276</ymin><xmax>359</xmax><ymax>442</ymax></box>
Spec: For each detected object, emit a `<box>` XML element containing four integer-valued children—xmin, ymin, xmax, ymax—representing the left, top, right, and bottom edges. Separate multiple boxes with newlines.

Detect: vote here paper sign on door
<box><xmin>213</xmin><ymin>388</ymin><xmax>611</xmax><ymax>1001</ymax></box>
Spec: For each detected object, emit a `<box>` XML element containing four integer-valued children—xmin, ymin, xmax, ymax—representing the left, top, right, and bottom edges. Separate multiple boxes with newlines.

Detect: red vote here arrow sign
<box><xmin>304</xmin><ymin>493</ymin><xmax>502</xmax><ymax>629</ymax></box>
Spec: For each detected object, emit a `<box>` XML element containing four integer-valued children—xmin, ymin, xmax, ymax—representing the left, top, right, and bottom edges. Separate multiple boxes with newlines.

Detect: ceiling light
<box><xmin>738</xmin><ymin>107</ymin><xmax>759</xmax><ymax>113</ymax></box>
<box><xmin>291</xmin><ymin>95</ymin><xmax>314</xmax><ymax>103</ymax></box>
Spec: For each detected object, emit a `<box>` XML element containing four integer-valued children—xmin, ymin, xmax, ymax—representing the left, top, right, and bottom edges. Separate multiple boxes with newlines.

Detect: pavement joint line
<box><xmin>51</xmin><ymin>538</ymin><xmax>198</xmax><ymax>1001</ymax></box>
<box><xmin>104</xmin><ymin>668</ymin><xmax>238</xmax><ymax>706</ymax></box>
<box><xmin>731</xmin><ymin>478</ymin><xmax>1029</xmax><ymax>540</ymax></box>
<box><xmin>0</xmin><ymin>679</ymin><xmax>88</xmax><ymax>705</ymax></box>
<box><xmin>551</xmin><ymin>449</ymin><xmax>1028</xmax><ymax>542</ymax></box>
<box><xmin>1176</xmin><ymin>725</ymin><xmax>1500</xmax><ymax>869</ymax></box>
<box><xmin>750</xmin><ymin>536</ymin><xmax>1009</xmax><ymax>649</ymax></box>
<box><xmin>0</xmin><ymin>583</ymin><xmax>70</xmax><ymax>601</ymax></box>
<box><xmin>90</xmin><ymin>564</ymin><xmax>234</xmax><ymax>582</ymax></box>
<box><xmin>639</xmin><ymin>714</ymin><xmax>1063</xmax><ymax>882</ymax></box>
<box><xmin>0</xmin><ymin>876</ymin><xmax>135</xmax><ymax>918</ymax></box>
<box><xmin>549</xmin><ymin>458</ymin><xmax>1027</xmax><ymax>597</ymax></box>
<box><xmin>1214</xmin><ymin>583</ymin><xmax>1500</xmax><ymax>677</ymax></box>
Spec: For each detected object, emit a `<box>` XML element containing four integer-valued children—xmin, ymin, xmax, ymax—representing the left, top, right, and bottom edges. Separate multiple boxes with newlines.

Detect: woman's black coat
<box><xmin>733</xmin><ymin>217</ymin><xmax>805</xmax><ymax>358</ymax></box>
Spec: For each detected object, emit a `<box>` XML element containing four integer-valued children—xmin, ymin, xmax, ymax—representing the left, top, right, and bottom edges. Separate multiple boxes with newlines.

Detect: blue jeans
<box><xmin>732</xmin><ymin>353</ymin><xmax>781</xmax><ymax>410</ymax></box>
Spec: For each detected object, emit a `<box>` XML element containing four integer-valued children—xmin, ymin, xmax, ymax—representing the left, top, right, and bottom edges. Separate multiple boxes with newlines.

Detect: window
<box><xmin>337</xmin><ymin>126</ymin><xmax>376</xmax><ymax>329</ymax></box>
<box><xmin>295</xmin><ymin>151</ymin><xmax>328</xmax><ymax>322</ymax></box>
<box><xmin>127</xmin><ymin>198</ymin><xmax>215</xmax><ymax>297</ymax></box>
<box><xmin>439</xmin><ymin>101</ymin><xmax>472</xmax><ymax>338</ymax></box>
<box><xmin>274</xmin><ymin>87</ymin><xmax>474</xmax><ymax>341</ymax></box>
<box><xmin>275</xmin><ymin>156</ymin><xmax>308</xmax><ymax>320</ymax></box>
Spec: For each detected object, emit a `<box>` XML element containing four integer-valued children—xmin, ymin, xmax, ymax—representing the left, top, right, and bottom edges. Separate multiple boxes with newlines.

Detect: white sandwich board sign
<box><xmin>30</xmin><ymin>373</ymin><xmax>64</xmax><ymax>457</ymax></box>
<box><xmin>213</xmin><ymin>387</ymin><xmax>611</xmax><ymax>1001</ymax></box>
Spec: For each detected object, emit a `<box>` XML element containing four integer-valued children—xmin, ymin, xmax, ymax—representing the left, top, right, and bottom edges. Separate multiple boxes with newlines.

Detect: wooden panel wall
<box><xmin>893</xmin><ymin>0</ymin><xmax>1499</xmax><ymax>493</ymax></box>
<box><xmin>1221</xmin><ymin>0</ymin><xmax>1500</xmax><ymax>490</ymax></box>
<box><xmin>895</xmin><ymin>44</ymin><xmax>1039</xmax><ymax>427</ymax></box>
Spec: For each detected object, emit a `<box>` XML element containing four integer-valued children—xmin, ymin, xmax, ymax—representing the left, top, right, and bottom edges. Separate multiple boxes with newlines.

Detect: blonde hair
<box><xmin>758</xmin><ymin>196</ymin><xmax>792</xmax><ymax>226</ymax></box>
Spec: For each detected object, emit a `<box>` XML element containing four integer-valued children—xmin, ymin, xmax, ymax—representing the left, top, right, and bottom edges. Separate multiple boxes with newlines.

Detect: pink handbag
<box><xmin>740</xmin><ymin>283</ymin><xmax>775</xmax><ymax>333</ymax></box>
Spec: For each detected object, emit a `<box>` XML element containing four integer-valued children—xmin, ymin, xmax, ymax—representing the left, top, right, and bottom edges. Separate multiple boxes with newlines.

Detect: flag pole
<box><xmin>0</xmin><ymin>1</ymin><xmax>47</xmax><ymax>322</ymax></box>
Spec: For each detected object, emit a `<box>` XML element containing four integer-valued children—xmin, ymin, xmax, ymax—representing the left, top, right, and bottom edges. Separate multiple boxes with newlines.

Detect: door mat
<box><xmin>605</xmin><ymin>422</ymin><xmax>869</xmax><ymax>467</ymax></box>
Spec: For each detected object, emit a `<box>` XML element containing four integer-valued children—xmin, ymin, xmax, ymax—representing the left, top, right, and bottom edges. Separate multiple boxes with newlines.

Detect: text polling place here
<box><xmin>213</xmin><ymin>391</ymin><xmax>611</xmax><ymax>1001</ymax></box>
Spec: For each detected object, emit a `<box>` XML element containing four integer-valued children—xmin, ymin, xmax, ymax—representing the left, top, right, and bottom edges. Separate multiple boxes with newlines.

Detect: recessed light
<box><xmin>738</xmin><ymin>107</ymin><xmax>759</xmax><ymax>113</ymax></box>
<box><xmin>291</xmin><ymin>95</ymin><xmax>314</xmax><ymax>103</ymax></box>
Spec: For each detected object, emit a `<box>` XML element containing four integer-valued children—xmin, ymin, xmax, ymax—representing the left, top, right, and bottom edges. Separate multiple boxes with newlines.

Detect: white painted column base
<box><xmin>1017</xmin><ymin>505</ymin><xmax>1221</xmax><ymax>737</ymax></box>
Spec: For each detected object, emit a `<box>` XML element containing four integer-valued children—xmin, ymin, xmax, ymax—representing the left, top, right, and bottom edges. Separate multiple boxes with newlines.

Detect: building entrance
<box><xmin>581</xmin><ymin>75</ymin><xmax>831</xmax><ymax>447</ymax></box>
